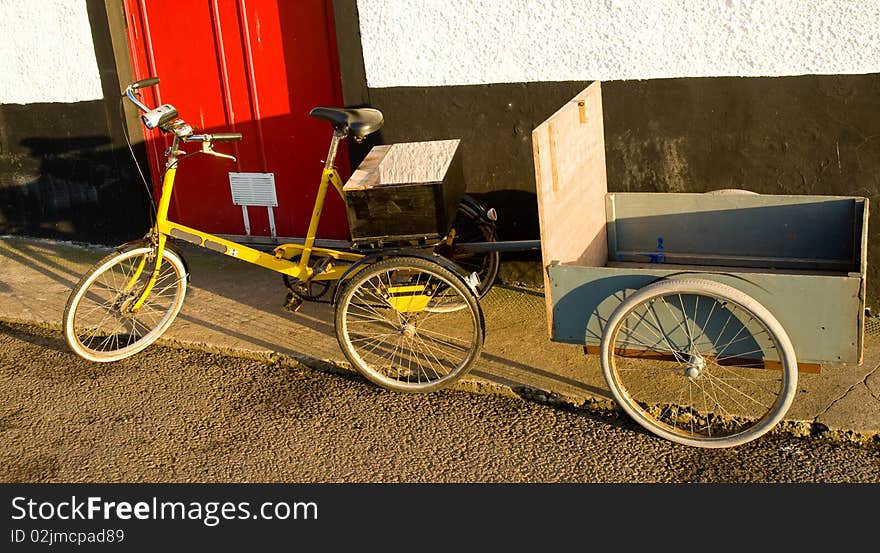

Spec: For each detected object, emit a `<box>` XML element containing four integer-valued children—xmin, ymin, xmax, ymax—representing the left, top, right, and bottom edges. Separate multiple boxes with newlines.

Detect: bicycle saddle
<box><xmin>309</xmin><ymin>107</ymin><xmax>384</xmax><ymax>139</ymax></box>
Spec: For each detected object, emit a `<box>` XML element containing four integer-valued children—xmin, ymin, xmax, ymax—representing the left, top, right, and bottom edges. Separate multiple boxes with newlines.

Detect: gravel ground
<box><xmin>1</xmin><ymin>322</ymin><xmax>878</xmax><ymax>483</ymax></box>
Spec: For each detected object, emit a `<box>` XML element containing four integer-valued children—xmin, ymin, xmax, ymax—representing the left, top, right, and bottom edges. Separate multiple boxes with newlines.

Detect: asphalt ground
<box><xmin>2</xmin><ymin>322</ymin><xmax>878</xmax><ymax>483</ymax></box>
<box><xmin>3</xmin><ymin>236</ymin><xmax>879</xmax><ymax>451</ymax></box>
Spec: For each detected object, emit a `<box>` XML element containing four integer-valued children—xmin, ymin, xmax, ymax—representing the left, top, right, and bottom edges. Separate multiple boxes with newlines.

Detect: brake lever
<box><xmin>200</xmin><ymin>141</ymin><xmax>236</xmax><ymax>162</ymax></box>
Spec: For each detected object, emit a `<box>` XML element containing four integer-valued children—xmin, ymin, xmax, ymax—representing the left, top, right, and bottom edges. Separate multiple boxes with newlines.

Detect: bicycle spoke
<box><xmin>413</xmin><ymin>326</ymin><xmax>471</xmax><ymax>349</ymax></box>
<box><xmin>414</xmin><ymin>333</ymin><xmax>450</xmax><ymax>377</ymax></box>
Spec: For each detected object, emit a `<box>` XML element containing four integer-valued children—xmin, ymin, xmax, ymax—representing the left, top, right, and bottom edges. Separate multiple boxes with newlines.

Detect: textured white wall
<box><xmin>0</xmin><ymin>0</ymin><xmax>103</xmax><ymax>104</ymax></box>
<box><xmin>358</xmin><ymin>0</ymin><xmax>880</xmax><ymax>88</ymax></box>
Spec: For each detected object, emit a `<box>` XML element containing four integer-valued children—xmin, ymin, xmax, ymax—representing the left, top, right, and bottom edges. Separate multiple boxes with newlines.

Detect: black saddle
<box><xmin>309</xmin><ymin>107</ymin><xmax>383</xmax><ymax>139</ymax></box>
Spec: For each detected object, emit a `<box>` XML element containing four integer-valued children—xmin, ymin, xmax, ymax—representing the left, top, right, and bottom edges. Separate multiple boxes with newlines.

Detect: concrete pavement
<box><xmin>1</xmin><ymin>235</ymin><xmax>878</xmax><ymax>447</ymax></box>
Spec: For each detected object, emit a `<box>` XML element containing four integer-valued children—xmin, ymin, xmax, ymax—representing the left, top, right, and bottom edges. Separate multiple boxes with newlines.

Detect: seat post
<box><xmin>299</xmin><ymin>128</ymin><xmax>347</xmax><ymax>270</ymax></box>
<box><xmin>324</xmin><ymin>129</ymin><xmax>346</xmax><ymax>170</ymax></box>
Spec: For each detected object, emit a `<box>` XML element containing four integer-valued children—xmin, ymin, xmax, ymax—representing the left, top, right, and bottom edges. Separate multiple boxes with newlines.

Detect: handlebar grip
<box><xmin>132</xmin><ymin>77</ymin><xmax>160</xmax><ymax>90</ymax></box>
<box><xmin>211</xmin><ymin>132</ymin><xmax>243</xmax><ymax>142</ymax></box>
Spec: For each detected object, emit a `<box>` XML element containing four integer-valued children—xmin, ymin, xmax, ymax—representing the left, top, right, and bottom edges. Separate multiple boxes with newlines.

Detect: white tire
<box><xmin>600</xmin><ymin>278</ymin><xmax>797</xmax><ymax>448</ymax></box>
<box><xmin>64</xmin><ymin>246</ymin><xmax>187</xmax><ymax>362</ymax></box>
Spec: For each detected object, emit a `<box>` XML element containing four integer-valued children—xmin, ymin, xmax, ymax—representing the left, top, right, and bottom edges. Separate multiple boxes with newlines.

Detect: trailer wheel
<box><xmin>599</xmin><ymin>278</ymin><xmax>797</xmax><ymax>448</ymax></box>
<box><xmin>704</xmin><ymin>188</ymin><xmax>759</xmax><ymax>195</ymax></box>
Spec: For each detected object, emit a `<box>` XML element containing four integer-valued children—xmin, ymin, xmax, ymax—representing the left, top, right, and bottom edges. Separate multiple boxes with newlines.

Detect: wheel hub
<box><xmin>401</xmin><ymin>321</ymin><xmax>417</xmax><ymax>338</ymax></box>
<box><xmin>685</xmin><ymin>353</ymin><xmax>705</xmax><ymax>379</ymax></box>
<box><xmin>115</xmin><ymin>294</ymin><xmax>139</xmax><ymax>318</ymax></box>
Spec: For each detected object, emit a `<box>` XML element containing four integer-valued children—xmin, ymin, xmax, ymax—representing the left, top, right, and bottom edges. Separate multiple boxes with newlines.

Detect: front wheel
<box><xmin>600</xmin><ymin>278</ymin><xmax>797</xmax><ymax>448</ymax></box>
<box><xmin>63</xmin><ymin>245</ymin><xmax>188</xmax><ymax>362</ymax></box>
<box><xmin>335</xmin><ymin>257</ymin><xmax>485</xmax><ymax>393</ymax></box>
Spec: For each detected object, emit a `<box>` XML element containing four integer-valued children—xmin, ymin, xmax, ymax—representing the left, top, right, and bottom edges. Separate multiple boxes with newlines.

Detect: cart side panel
<box><xmin>548</xmin><ymin>263</ymin><xmax>862</xmax><ymax>365</ymax></box>
<box><xmin>606</xmin><ymin>193</ymin><xmax>862</xmax><ymax>272</ymax></box>
<box><xmin>857</xmin><ymin>198</ymin><xmax>869</xmax><ymax>364</ymax></box>
<box><xmin>533</xmin><ymin>81</ymin><xmax>608</xmax><ymax>332</ymax></box>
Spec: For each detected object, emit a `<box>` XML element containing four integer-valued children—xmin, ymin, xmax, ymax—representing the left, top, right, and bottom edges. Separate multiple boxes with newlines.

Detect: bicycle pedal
<box><xmin>283</xmin><ymin>291</ymin><xmax>304</xmax><ymax>313</ymax></box>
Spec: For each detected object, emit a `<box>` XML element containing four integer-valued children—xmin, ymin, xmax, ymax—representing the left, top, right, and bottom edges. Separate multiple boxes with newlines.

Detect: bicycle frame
<box><xmin>64</xmin><ymin>77</ymin><xmax>493</xmax><ymax>398</ymax></box>
<box><xmin>128</xmin><ymin>130</ymin><xmax>364</xmax><ymax>312</ymax></box>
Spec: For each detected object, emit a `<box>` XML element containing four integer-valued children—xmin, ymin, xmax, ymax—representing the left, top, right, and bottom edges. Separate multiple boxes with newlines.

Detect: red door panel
<box><xmin>123</xmin><ymin>0</ymin><xmax>349</xmax><ymax>240</ymax></box>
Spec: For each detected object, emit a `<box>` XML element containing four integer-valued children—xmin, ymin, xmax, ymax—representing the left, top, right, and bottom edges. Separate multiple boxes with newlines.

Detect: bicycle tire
<box><xmin>63</xmin><ymin>246</ymin><xmax>187</xmax><ymax>362</ymax></box>
<box><xmin>438</xmin><ymin>197</ymin><xmax>500</xmax><ymax>298</ymax></box>
<box><xmin>334</xmin><ymin>256</ymin><xmax>484</xmax><ymax>393</ymax></box>
<box><xmin>600</xmin><ymin>278</ymin><xmax>797</xmax><ymax>448</ymax></box>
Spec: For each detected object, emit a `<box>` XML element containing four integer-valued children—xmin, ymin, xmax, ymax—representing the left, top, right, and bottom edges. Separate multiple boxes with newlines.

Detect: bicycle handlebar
<box><xmin>186</xmin><ymin>132</ymin><xmax>242</xmax><ymax>143</ymax></box>
<box><xmin>131</xmin><ymin>77</ymin><xmax>160</xmax><ymax>90</ymax></box>
<box><xmin>123</xmin><ymin>77</ymin><xmax>242</xmax><ymax>144</ymax></box>
<box><xmin>208</xmin><ymin>132</ymin><xmax>243</xmax><ymax>142</ymax></box>
<box><xmin>124</xmin><ymin>86</ymin><xmax>151</xmax><ymax>114</ymax></box>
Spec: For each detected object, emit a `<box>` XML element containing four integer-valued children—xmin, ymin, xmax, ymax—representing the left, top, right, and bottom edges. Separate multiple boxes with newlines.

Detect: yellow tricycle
<box><xmin>63</xmin><ymin>77</ymin><xmax>499</xmax><ymax>393</ymax></box>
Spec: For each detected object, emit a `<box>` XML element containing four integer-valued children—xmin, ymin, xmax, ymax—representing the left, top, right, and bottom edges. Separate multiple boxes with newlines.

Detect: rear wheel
<box><xmin>438</xmin><ymin>196</ymin><xmax>499</xmax><ymax>298</ymax></box>
<box><xmin>63</xmin><ymin>246</ymin><xmax>187</xmax><ymax>362</ymax></box>
<box><xmin>600</xmin><ymin>278</ymin><xmax>797</xmax><ymax>448</ymax></box>
<box><xmin>335</xmin><ymin>257</ymin><xmax>484</xmax><ymax>393</ymax></box>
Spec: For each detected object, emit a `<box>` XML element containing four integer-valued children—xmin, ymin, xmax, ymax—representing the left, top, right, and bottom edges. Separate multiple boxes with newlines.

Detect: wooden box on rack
<box><xmin>343</xmin><ymin>139</ymin><xmax>464</xmax><ymax>244</ymax></box>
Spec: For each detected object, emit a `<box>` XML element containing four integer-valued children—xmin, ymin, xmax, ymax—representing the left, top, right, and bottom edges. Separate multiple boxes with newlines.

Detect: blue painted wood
<box><xmin>548</xmin><ymin>263</ymin><xmax>862</xmax><ymax>365</ymax></box>
<box><xmin>605</xmin><ymin>194</ymin><xmax>864</xmax><ymax>271</ymax></box>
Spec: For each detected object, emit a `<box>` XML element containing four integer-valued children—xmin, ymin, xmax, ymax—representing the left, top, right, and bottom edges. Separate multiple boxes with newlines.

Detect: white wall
<box><xmin>0</xmin><ymin>0</ymin><xmax>103</xmax><ymax>104</ymax></box>
<box><xmin>358</xmin><ymin>0</ymin><xmax>880</xmax><ymax>88</ymax></box>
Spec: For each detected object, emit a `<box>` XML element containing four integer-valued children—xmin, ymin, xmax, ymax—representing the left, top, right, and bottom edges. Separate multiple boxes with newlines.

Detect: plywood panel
<box><xmin>533</xmin><ymin>81</ymin><xmax>608</xmax><ymax>330</ymax></box>
<box><xmin>344</xmin><ymin>140</ymin><xmax>460</xmax><ymax>190</ymax></box>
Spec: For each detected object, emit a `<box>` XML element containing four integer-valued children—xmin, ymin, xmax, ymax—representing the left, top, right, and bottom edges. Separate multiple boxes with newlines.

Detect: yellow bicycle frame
<box><xmin>128</xmin><ymin>140</ymin><xmax>363</xmax><ymax>312</ymax></box>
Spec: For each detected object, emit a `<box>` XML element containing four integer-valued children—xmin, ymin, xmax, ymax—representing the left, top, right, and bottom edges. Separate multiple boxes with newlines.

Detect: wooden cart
<box><xmin>533</xmin><ymin>82</ymin><xmax>869</xmax><ymax>448</ymax></box>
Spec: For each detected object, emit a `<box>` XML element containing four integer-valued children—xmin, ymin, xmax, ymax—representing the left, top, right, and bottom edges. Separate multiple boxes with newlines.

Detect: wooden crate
<box><xmin>343</xmin><ymin>139</ymin><xmax>464</xmax><ymax>244</ymax></box>
<box><xmin>533</xmin><ymin>81</ymin><xmax>869</xmax><ymax>367</ymax></box>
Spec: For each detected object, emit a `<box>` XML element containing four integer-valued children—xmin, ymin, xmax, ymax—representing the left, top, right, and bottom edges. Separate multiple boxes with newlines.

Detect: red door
<box><xmin>123</xmin><ymin>0</ymin><xmax>350</xmax><ymax>240</ymax></box>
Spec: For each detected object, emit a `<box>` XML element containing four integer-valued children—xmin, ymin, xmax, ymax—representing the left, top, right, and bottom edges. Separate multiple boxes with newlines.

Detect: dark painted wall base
<box><xmin>0</xmin><ymin>0</ymin><xmax>150</xmax><ymax>245</ymax></box>
<box><xmin>356</xmin><ymin>74</ymin><xmax>880</xmax><ymax>306</ymax></box>
<box><xmin>0</xmin><ymin>101</ymin><xmax>151</xmax><ymax>243</ymax></box>
<box><xmin>356</xmin><ymin>82</ymin><xmax>586</xmax><ymax>240</ymax></box>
